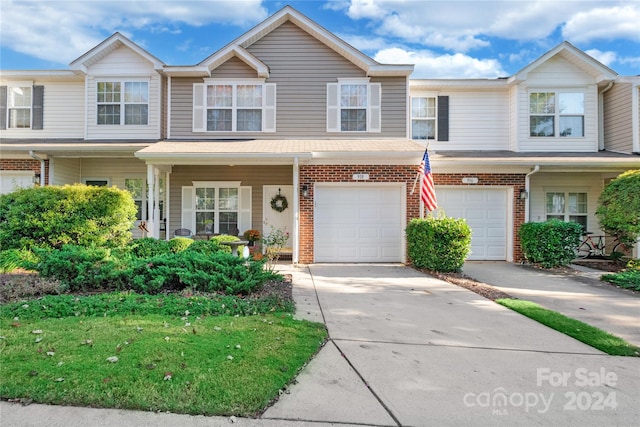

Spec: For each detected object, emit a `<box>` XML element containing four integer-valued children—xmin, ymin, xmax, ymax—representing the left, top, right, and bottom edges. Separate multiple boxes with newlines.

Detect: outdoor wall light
<box><xmin>519</xmin><ymin>189</ymin><xmax>528</xmax><ymax>199</ymax></box>
<box><xmin>33</xmin><ymin>173</ymin><xmax>41</xmax><ymax>185</ymax></box>
<box><xmin>301</xmin><ymin>185</ymin><xmax>308</xmax><ymax>198</ymax></box>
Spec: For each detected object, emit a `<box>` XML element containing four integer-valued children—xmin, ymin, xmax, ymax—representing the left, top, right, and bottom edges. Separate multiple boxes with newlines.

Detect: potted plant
<box><xmin>243</xmin><ymin>229</ymin><xmax>261</xmax><ymax>246</ymax></box>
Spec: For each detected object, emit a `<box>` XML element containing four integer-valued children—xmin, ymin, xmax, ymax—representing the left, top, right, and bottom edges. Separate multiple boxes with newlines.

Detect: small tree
<box><xmin>596</xmin><ymin>170</ymin><xmax>640</xmax><ymax>245</ymax></box>
<box><xmin>0</xmin><ymin>184</ymin><xmax>137</xmax><ymax>250</ymax></box>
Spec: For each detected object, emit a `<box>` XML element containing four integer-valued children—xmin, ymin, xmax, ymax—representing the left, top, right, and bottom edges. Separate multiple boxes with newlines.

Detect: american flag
<box><xmin>419</xmin><ymin>150</ymin><xmax>438</xmax><ymax>212</ymax></box>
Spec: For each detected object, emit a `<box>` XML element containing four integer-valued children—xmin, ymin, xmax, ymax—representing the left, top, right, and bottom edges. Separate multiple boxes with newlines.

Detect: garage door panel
<box><xmin>315</xmin><ymin>185</ymin><xmax>403</xmax><ymax>262</ymax></box>
<box><xmin>436</xmin><ymin>188</ymin><xmax>508</xmax><ymax>261</ymax></box>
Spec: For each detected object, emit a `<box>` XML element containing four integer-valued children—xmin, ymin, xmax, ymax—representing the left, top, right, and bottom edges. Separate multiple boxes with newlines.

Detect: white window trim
<box><xmin>327</xmin><ymin>78</ymin><xmax>381</xmax><ymax>133</ymax></box>
<box><xmin>544</xmin><ymin>190</ymin><xmax>588</xmax><ymax>225</ymax></box>
<box><xmin>96</xmin><ymin>79</ymin><xmax>149</xmax><ymax>126</ymax></box>
<box><xmin>191</xmin><ymin>181</ymin><xmax>242</xmax><ymax>235</ymax></box>
<box><xmin>410</xmin><ymin>95</ymin><xmax>437</xmax><ymax>140</ymax></box>
<box><xmin>7</xmin><ymin>81</ymin><xmax>34</xmax><ymax>129</ymax></box>
<box><xmin>528</xmin><ymin>89</ymin><xmax>586</xmax><ymax>139</ymax></box>
<box><xmin>195</xmin><ymin>80</ymin><xmax>275</xmax><ymax>133</ymax></box>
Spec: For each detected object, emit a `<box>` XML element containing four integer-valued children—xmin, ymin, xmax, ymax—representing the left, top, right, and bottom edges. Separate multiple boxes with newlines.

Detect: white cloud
<box><xmin>0</xmin><ymin>0</ymin><xmax>267</xmax><ymax>65</ymax></box>
<box><xmin>563</xmin><ymin>5</ymin><xmax>640</xmax><ymax>43</ymax></box>
<box><xmin>338</xmin><ymin>33</ymin><xmax>392</xmax><ymax>52</ymax></box>
<box><xmin>585</xmin><ymin>49</ymin><xmax>618</xmax><ymax>67</ymax></box>
<box><xmin>374</xmin><ymin>47</ymin><xmax>506</xmax><ymax>79</ymax></box>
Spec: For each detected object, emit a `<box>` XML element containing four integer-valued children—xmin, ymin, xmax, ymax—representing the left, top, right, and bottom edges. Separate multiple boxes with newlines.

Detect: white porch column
<box><xmin>153</xmin><ymin>167</ymin><xmax>161</xmax><ymax>238</ymax></box>
<box><xmin>293</xmin><ymin>157</ymin><xmax>300</xmax><ymax>264</ymax></box>
<box><xmin>146</xmin><ymin>164</ymin><xmax>155</xmax><ymax>238</ymax></box>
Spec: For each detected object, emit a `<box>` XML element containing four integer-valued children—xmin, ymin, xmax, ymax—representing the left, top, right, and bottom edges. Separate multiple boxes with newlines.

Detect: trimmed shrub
<box><xmin>127</xmin><ymin>237</ymin><xmax>171</xmax><ymax>258</ymax></box>
<box><xmin>168</xmin><ymin>237</ymin><xmax>194</xmax><ymax>253</ymax></box>
<box><xmin>0</xmin><ymin>184</ymin><xmax>137</xmax><ymax>250</ymax></box>
<box><xmin>212</xmin><ymin>234</ymin><xmax>242</xmax><ymax>254</ymax></box>
<box><xmin>519</xmin><ymin>219</ymin><xmax>583</xmax><ymax>268</ymax></box>
<box><xmin>34</xmin><ymin>245</ymin><xmax>126</xmax><ymax>292</ymax></box>
<box><xmin>0</xmin><ymin>249</ymin><xmax>39</xmax><ymax>273</ymax></box>
<box><xmin>121</xmin><ymin>251</ymin><xmax>276</xmax><ymax>295</ymax></box>
<box><xmin>185</xmin><ymin>239</ymin><xmax>223</xmax><ymax>256</ymax></box>
<box><xmin>406</xmin><ymin>216</ymin><xmax>471</xmax><ymax>272</ymax></box>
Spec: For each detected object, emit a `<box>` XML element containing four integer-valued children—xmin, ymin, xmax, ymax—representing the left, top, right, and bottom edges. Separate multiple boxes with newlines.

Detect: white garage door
<box><xmin>436</xmin><ymin>188</ymin><xmax>508</xmax><ymax>260</ymax></box>
<box><xmin>0</xmin><ymin>171</ymin><xmax>34</xmax><ymax>194</ymax></box>
<box><xmin>315</xmin><ymin>185</ymin><xmax>404</xmax><ymax>262</ymax></box>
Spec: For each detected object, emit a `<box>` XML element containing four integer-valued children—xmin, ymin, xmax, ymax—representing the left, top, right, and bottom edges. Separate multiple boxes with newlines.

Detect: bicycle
<box><xmin>575</xmin><ymin>232</ymin><xmax>632</xmax><ymax>259</ymax></box>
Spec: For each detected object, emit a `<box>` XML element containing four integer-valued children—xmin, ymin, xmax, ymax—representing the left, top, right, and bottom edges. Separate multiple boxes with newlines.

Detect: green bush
<box><xmin>601</xmin><ymin>270</ymin><xmax>640</xmax><ymax>291</ymax></box>
<box><xmin>406</xmin><ymin>216</ymin><xmax>471</xmax><ymax>272</ymax></box>
<box><xmin>519</xmin><ymin>220</ymin><xmax>583</xmax><ymax>268</ymax></box>
<box><xmin>596</xmin><ymin>170</ymin><xmax>640</xmax><ymax>245</ymax></box>
<box><xmin>121</xmin><ymin>251</ymin><xmax>275</xmax><ymax>295</ymax></box>
<box><xmin>34</xmin><ymin>245</ymin><xmax>126</xmax><ymax>292</ymax></box>
<box><xmin>127</xmin><ymin>237</ymin><xmax>171</xmax><ymax>258</ymax></box>
<box><xmin>185</xmin><ymin>239</ymin><xmax>223</xmax><ymax>256</ymax></box>
<box><xmin>0</xmin><ymin>184</ymin><xmax>137</xmax><ymax>250</ymax></box>
<box><xmin>0</xmin><ymin>248</ymin><xmax>39</xmax><ymax>273</ymax></box>
<box><xmin>168</xmin><ymin>237</ymin><xmax>194</xmax><ymax>253</ymax></box>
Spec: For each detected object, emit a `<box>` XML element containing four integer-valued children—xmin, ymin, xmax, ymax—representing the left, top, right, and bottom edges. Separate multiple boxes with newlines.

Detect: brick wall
<box><xmin>0</xmin><ymin>158</ymin><xmax>49</xmax><ymax>185</ymax></box>
<box><xmin>298</xmin><ymin>166</ymin><xmax>526</xmax><ymax>264</ymax></box>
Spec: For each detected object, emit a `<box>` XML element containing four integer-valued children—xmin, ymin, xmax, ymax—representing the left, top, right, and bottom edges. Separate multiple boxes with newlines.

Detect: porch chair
<box><xmin>174</xmin><ymin>228</ymin><xmax>193</xmax><ymax>238</ymax></box>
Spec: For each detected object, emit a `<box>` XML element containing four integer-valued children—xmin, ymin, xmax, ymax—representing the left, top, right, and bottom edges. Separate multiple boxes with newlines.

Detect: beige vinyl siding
<box><xmin>0</xmin><ymin>80</ymin><xmax>84</xmax><ymax>138</ymax></box>
<box><xmin>167</xmin><ymin>165</ymin><xmax>292</xmax><ymax>237</ymax></box>
<box><xmin>51</xmin><ymin>158</ymin><xmax>81</xmax><ymax>185</ymax></box>
<box><xmin>517</xmin><ymin>57</ymin><xmax>599</xmax><ymax>152</ymax></box>
<box><xmin>529</xmin><ymin>172</ymin><xmax>613</xmax><ymax>235</ymax></box>
<box><xmin>170</xmin><ymin>21</ymin><xmax>407</xmax><ymax>139</ymax></box>
<box><xmin>603</xmin><ymin>82</ymin><xmax>633</xmax><ymax>154</ymax></box>
<box><xmin>426</xmin><ymin>90</ymin><xmax>510</xmax><ymax>151</ymax></box>
<box><xmin>85</xmin><ymin>46</ymin><xmax>161</xmax><ymax>140</ymax></box>
<box><xmin>212</xmin><ymin>57</ymin><xmax>258</xmax><ymax>78</ymax></box>
<box><xmin>79</xmin><ymin>158</ymin><xmax>147</xmax><ymax>186</ymax></box>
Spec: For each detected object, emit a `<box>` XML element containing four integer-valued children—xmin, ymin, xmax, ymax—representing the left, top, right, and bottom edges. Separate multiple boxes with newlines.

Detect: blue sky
<box><xmin>1</xmin><ymin>0</ymin><xmax>638</xmax><ymax>78</ymax></box>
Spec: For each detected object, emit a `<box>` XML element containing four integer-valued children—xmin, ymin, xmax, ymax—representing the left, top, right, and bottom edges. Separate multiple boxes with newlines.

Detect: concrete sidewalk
<box><xmin>2</xmin><ymin>264</ymin><xmax>640</xmax><ymax>426</ymax></box>
<box><xmin>462</xmin><ymin>261</ymin><xmax>640</xmax><ymax>347</ymax></box>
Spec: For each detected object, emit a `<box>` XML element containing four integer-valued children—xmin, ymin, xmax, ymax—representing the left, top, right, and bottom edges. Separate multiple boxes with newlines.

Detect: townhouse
<box><xmin>1</xmin><ymin>6</ymin><xmax>638</xmax><ymax>263</ymax></box>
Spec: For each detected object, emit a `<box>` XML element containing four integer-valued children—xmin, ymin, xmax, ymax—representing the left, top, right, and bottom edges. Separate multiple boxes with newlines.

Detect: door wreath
<box><xmin>270</xmin><ymin>190</ymin><xmax>288</xmax><ymax>212</ymax></box>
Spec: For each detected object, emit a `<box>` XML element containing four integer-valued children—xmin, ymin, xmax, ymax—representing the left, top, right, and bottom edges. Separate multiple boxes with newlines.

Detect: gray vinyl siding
<box><xmin>603</xmin><ymin>82</ymin><xmax>633</xmax><ymax>154</ymax></box>
<box><xmin>212</xmin><ymin>57</ymin><xmax>257</xmax><ymax>78</ymax></box>
<box><xmin>168</xmin><ymin>165</ymin><xmax>292</xmax><ymax>237</ymax></box>
<box><xmin>169</xmin><ymin>21</ymin><xmax>407</xmax><ymax>139</ymax></box>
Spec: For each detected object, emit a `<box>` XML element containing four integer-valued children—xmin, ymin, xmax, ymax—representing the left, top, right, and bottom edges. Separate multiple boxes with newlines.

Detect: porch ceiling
<box><xmin>134</xmin><ymin>139</ymin><xmax>425</xmax><ymax>165</ymax></box>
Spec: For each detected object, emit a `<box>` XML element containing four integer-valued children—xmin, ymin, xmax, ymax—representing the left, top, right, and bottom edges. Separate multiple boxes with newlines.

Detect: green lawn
<box><xmin>497</xmin><ymin>298</ymin><xmax>639</xmax><ymax>357</ymax></box>
<box><xmin>0</xmin><ymin>313</ymin><xmax>327</xmax><ymax>416</ymax></box>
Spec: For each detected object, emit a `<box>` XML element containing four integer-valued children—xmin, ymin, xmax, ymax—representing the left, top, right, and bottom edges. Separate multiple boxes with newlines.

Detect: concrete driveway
<box><xmin>264</xmin><ymin>264</ymin><xmax>640</xmax><ymax>426</ymax></box>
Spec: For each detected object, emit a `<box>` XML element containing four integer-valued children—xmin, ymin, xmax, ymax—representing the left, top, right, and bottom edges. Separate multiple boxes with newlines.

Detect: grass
<box><xmin>0</xmin><ymin>313</ymin><xmax>327</xmax><ymax>416</ymax></box>
<box><xmin>496</xmin><ymin>298</ymin><xmax>640</xmax><ymax>357</ymax></box>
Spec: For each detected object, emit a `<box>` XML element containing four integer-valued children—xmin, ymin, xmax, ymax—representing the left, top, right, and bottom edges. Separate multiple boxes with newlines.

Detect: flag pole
<box><xmin>411</xmin><ymin>141</ymin><xmax>430</xmax><ymax>195</ymax></box>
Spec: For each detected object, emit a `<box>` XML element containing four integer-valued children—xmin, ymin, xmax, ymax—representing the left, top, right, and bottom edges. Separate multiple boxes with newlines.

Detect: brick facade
<box><xmin>0</xmin><ymin>158</ymin><xmax>49</xmax><ymax>185</ymax></box>
<box><xmin>298</xmin><ymin>166</ymin><xmax>526</xmax><ymax>264</ymax></box>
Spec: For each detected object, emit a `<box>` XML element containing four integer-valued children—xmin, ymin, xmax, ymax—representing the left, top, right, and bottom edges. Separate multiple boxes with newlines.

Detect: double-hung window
<box><xmin>8</xmin><ymin>86</ymin><xmax>32</xmax><ymax>128</ymax></box>
<box><xmin>193</xmin><ymin>80</ymin><xmax>276</xmax><ymax>132</ymax></box>
<box><xmin>546</xmin><ymin>192</ymin><xmax>588</xmax><ymax>230</ymax></box>
<box><xmin>530</xmin><ymin>91</ymin><xmax>584</xmax><ymax>137</ymax></box>
<box><xmin>0</xmin><ymin>84</ymin><xmax>44</xmax><ymax>130</ymax></box>
<box><xmin>327</xmin><ymin>79</ymin><xmax>381</xmax><ymax>133</ymax></box>
<box><xmin>194</xmin><ymin>186</ymin><xmax>238</xmax><ymax>235</ymax></box>
<box><xmin>411</xmin><ymin>97</ymin><xmax>436</xmax><ymax>140</ymax></box>
<box><xmin>97</xmin><ymin>81</ymin><xmax>149</xmax><ymax>125</ymax></box>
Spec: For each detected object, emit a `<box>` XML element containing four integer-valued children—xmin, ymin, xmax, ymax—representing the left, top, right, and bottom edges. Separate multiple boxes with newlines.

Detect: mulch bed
<box><xmin>417</xmin><ymin>268</ymin><xmax>514</xmax><ymax>301</ymax></box>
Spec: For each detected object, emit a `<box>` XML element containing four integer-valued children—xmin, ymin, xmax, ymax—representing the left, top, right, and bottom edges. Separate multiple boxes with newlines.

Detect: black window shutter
<box><xmin>437</xmin><ymin>96</ymin><xmax>449</xmax><ymax>141</ymax></box>
<box><xmin>0</xmin><ymin>86</ymin><xmax>7</xmax><ymax>130</ymax></box>
<box><xmin>32</xmin><ymin>86</ymin><xmax>44</xmax><ymax>130</ymax></box>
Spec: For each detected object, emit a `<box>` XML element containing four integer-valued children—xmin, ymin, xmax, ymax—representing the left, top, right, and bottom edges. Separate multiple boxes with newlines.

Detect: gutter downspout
<box><xmin>598</xmin><ymin>81</ymin><xmax>614</xmax><ymax>151</ymax></box>
<box><xmin>293</xmin><ymin>157</ymin><xmax>300</xmax><ymax>265</ymax></box>
<box><xmin>29</xmin><ymin>151</ymin><xmax>46</xmax><ymax>187</ymax></box>
<box><xmin>524</xmin><ymin>165</ymin><xmax>540</xmax><ymax>222</ymax></box>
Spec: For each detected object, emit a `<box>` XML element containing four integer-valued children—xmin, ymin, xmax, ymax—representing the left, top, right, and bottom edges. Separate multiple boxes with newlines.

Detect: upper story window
<box><xmin>0</xmin><ymin>84</ymin><xmax>44</xmax><ymax>130</ymax></box>
<box><xmin>411</xmin><ymin>97</ymin><xmax>436</xmax><ymax>140</ymax></box>
<box><xmin>97</xmin><ymin>81</ymin><xmax>148</xmax><ymax>125</ymax></box>
<box><xmin>327</xmin><ymin>79</ymin><xmax>381</xmax><ymax>133</ymax></box>
<box><xmin>8</xmin><ymin>86</ymin><xmax>32</xmax><ymax>128</ymax></box>
<box><xmin>530</xmin><ymin>92</ymin><xmax>584</xmax><ymax>137</ymax></box>
<box><xmin>192</xmin><ymin>81</ymin><xmax>276</xmax><ymax>133</ymax></box>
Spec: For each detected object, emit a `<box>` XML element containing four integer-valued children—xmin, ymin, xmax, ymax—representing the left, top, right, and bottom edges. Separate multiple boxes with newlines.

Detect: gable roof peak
<box><xmin>69</xmin><ymin>32</ymin><xmax>165</xmax><ymax>74</ymax></box>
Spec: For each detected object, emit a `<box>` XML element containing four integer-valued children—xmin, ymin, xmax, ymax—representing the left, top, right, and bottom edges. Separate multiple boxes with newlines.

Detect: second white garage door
<box><xmin>436</xmin><ymin>188</ymin><xmax>509</xmax><ymax>260</ymax></box>
<box><xmin>314</xmin><ymin>184</ymin><xmax>404</xmax><ymax>262</ymax></box>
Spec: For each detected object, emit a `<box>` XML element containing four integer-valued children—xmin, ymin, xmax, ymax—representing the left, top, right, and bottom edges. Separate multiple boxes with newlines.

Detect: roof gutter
<box><xmin>29</xmin><ymin>150</ymin><xmax>46</xmax><ymax>187</ymax></box>
<box><xmin>524</xmin><ymin>165</ymin><xmax>540</xmax><ymax>222</ymax></box>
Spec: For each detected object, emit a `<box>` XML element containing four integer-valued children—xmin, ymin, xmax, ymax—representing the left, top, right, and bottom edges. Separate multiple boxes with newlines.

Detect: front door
<box><xmin>262</xmin><ymin>185</ymin><xmax>293</xmax><ymax>251</ymax></box>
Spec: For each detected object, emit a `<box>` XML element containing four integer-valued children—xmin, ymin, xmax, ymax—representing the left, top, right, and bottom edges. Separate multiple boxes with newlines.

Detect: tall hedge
<box><xmin>519</xmin><ymin>219</ymin><xmax>583</xmax><ymax>268</ymax></box>
<box><xmin>0</xmin><ymin>184</ymin><xmax>137</xmax><ymax>250</ymax></box>
<box><xmin>406</xmin><ymin>216</ymin><xmax>472</xmax><ymax>272</ymax></box>
<box><xmin>596</xmin><ymin>169</ymin><xmax>640</xmax><ymax>245</ymax></box>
